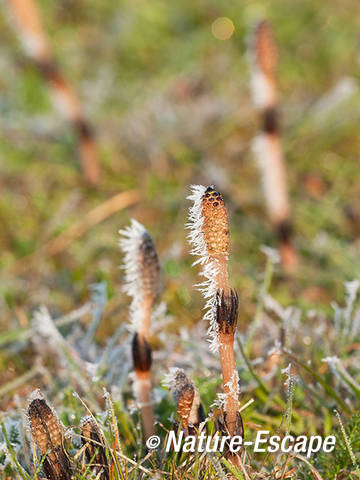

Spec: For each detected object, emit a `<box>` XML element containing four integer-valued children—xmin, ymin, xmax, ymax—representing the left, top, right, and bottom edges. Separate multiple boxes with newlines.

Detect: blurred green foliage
<box><xmin>0</xmin><ymin>3</ymin><xmax>360</xmax><ymax>475</ymax></box>
<box><xmin>1</xmin><ymin>0</ymin><xmax>360</xmax><ymax>321</ymax></box>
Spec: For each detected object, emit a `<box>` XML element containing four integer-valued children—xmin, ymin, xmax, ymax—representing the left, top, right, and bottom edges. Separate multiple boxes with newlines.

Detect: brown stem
<box><xmin>73</xmin><ymin>119</ymin><xmax>101</xmax><ymax>186</ymax></box>
<box><xmin>215</xmin><ymin>256</ymin><xmax>241</xmax><ymax>437</ymax></box>
<box><xmin>7</xmin><ymin>0</ymin><xmax>101</xmax><ymax>185</ymax></box>
<box><xmin>81</xmin><ymin>418</ymin><xmax>109</xmax><ymax>480</ymax></box>
<box><xmin>45</xmin><ymin>65</ymin><xmax>101</xmax><ymax>185</ymax></box>
<box><xmin>218</xmin><ymin>333</ymin><xmax>239</xmax><ymax>437</ymax></box>
<box><xmin>279</xmin><ymin>241</ymin><xmax>298</xmax><ymax>273</ymax></box>
<box><xmin>276</xmin><ymin>220</ymin><xmax>298</xmax><ymax>273</ymax></box>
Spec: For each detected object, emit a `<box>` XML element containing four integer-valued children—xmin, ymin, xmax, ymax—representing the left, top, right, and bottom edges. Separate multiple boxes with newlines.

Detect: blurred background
<box><xmin>1</xmin><ymin>0</ymin><xmax>360</xmax><ymax>399</ymax></box>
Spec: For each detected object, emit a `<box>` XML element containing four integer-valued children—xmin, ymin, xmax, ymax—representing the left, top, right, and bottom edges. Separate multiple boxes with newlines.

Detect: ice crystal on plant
<box><xmin>32</xmin><ymin>306</ymin><xmax>64</xmax><ymax>354</ymax></box>
<box><xmin>186</xmin><ymin>185</ymin><xmax>220</xmax><ymax>352</ymax></box>
<box><xmin>260</xmin><ymin>245</ymin><xmax>280</xmax><ymax>264</ymax></box>
<box><xmin>119</xmin><ymin>219</ymin><xmax>159</xmax><ymax>331</ymax></box>
<box><xmin>224</xmin><ymin>371</ymin><xmax>240</xmax><ymax>408</ymax></box>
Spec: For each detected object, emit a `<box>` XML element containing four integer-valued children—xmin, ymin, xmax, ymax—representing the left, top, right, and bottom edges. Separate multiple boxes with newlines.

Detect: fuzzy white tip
<box><xmin>211</xmin><ymin>392</ymin><xmax>226</xmax><ymax>409</ymax></box>
<box><xmin>186</xmin><ymin>185</ymin><xmax>208</xmax><ymax>262</ymax></box>
<box><xmin>322</xmin><ymin>356</ymin><xmax>340</xmax><ymax>366</ymax></box>
<box><xmin>80</xmin><ymin>415</ymin><xmax>94</xmax><ymax>427</ymax></box>
<box><xmin>27</xmin><ymin>388</ymin><xmax>45</xmax><ymax>404</ymax></box>
<box><xmin>186</xmin><ymin>185</ymin><xmax>220</xmax><ymax>352</ymax></box>
<box><xmin>162</xmin><ymin>367</ymin><xmax>184</xmax><ymax>390</ymax></box>
<box><xmin>162</xmin><ymin>368</ymin><xmax>201</xmax><ymax>425</ymax></box>
<box><xmin>27</xmin><ymin>389</ymin><xmax>63</xmax><ymax>428</ymax></box>
<box><xmin>119</xmin><ymin>219</ymin><xmax>150</xmax><ymax>331</ymax></box>
<box><xmin>151</xmin><ymin>301</ymin><xmax>172</xmax><ymax>333</ymax></box>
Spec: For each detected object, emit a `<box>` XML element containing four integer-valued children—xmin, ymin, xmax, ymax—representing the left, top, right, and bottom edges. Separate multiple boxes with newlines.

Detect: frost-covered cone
<box><xmin>200</xmin><ymin>187</ymin><xmax>230</xmax><ymax>261</ymax></box>
<box><xmin>28</xmin><ymin>395</ymin><xmax>62</xmax><ymax>454</ymax></box>
<box><xmin>176</xmin><ymin>384</ymin><xmax>195</xmax><ymax>432</ymax></box>
<box><xmin>187</xmin><ymin>184</ymin><xmax>241</xmax><ymax>439</ymax></box>
<box><xmin>250</xmin><ymin>20</ymin><xmax>278</xmax><ymax>109</ymax></box>
<box><xmin>119</xmin><ymin>219</ymin><xmax>160</xmax><ymax>336</ymax></box>
<box><xmin>120</xmin><ymin>219</ymin><xmax>161</xmax><ymax>442</ymax></box>
<box><xmin>163</xmin><ymin>368</ymin><xmax>204</xmax><ymax>432</ymax></box>
<box><xmin>81</xmin><ymin>416</ymin><xmax>109</xmax><ymax>480</ymax></box>
<box><xmin>28</xmin><ymin>391</ymin><xmax>72</xmax><ymax>480</ymax></box>
<box><xmin>187</xmin><ymin>186</ymin><xmax>241</xmax><ymax>433</ymax></box>
<box><xmin>187</xmin><ymin>185</ymin><xmax>230</xmax><ymax>352</ymax></box>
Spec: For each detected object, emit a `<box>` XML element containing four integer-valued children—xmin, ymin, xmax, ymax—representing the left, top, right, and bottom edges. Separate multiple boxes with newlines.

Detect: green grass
<box><xmin>0</xmin><ymin>0</ymin><xmax>360</xmax><ymax>478</ymax></box>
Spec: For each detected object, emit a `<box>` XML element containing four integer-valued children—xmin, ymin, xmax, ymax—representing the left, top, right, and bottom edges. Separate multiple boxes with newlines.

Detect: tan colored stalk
<box><xmin>28</xmin><ymin>395</ymin><xmax>72</xmax><ymax>480</ymax></box>
<box><xmin>120</xmin><ymin>220</ymin><xmax>161</xmax><ymax>443</ymax></box>
<box><xmin>199</xmin><ymin>187</ymin><xmax>242</xmax><ymax>442</ymax></box>
<box><xmin>137</xmin><ymin>296</ymin><xmax>153</xmax><ymax>338</ymax></box>
<box><xmin>132</xmin><ymin>332</ymin><xmax>155</xmax><ymax>441</ymax></box>
<box><xmin>81</xmin><ymin>416</ymin><xmax>109</xmax><ymax>479</ymax></box>
<box><xmin>6</xmin><ymin>0</ymin><xmax>101</xmax><ymax>185</ymax></box>
<box><xmin>259</xmin><ymin>134</ymin><xmax>290</xmax><ymax>226</ymax></box>
<box><xmin>251</xmin><ymin>21</ymin><xmax>298</xmax><ymax>271</ymax></box>
<box><xmin>216</xmin><ymin>291</ymin><xmax>242</xmax><ymax>438</ymax></box>
<box><xmin>135</xmin><ymin>229</ymin><xmax>159</xmax><ymax>439</ymax></box>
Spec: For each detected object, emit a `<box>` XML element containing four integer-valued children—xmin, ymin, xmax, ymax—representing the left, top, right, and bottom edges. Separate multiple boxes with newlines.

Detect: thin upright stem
<box><xmin>213</xmin><ymin>255</ymin><xmax>229</xmax><ymax>295</ymax></box>
<box><xmin>138</xmin><ymin>296</ymin><xmax>154</xmax><ymax>339</ymax></box>
<box><xmin>218</xmin><ymin>334</ymin><xmax>239</xmax><ymax>436</ymax></box>
<box><xmin>135</xmin><ymin>372</ymin><xmax>156</xmax><ymax>441</ymax></box>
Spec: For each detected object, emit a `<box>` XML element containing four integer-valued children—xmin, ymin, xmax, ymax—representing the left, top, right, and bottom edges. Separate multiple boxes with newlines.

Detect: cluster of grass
<box><xmin>0</xmin><ymin>203</ymin><xmax>359</xmax><ymax>477</ymax></box>
<box><xmin>2</xmin><ymin>0</ymin><xmax>360</xmax><ymax>322</ymax></box>
<box><xmin>0</xmin><ymin>0</ymin><xmax>360</xmax><ymax>478</ymax></box>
